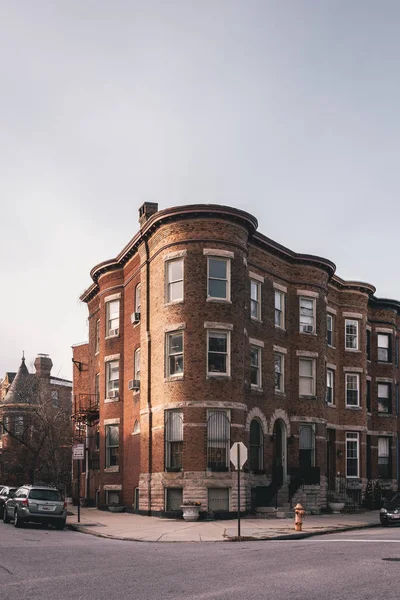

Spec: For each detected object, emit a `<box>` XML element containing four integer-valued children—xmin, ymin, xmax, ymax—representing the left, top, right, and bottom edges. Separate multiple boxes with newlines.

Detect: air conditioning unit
<box><xmin>108</xmin><ymin>390</ymin><xmax>119</xmax><ymax>399</ymax></box>
<box><xmin>302</xmin><ymin>325</ymin><xmax>314</xmax><ymax>333</ymax></box>
<box><xmin>131</xmin><ymin>312</ymin><xmax>141</xmax><ymax>324</ymax></box>
<box><xmin>128</xmin><ymin>380</ymin><xmax>140</xmax><ymax>391</ymax></box>
<box><xmin>109</xmin><ymin>328</ymin><xmax>119</xmax><ymax>337</ymax></box>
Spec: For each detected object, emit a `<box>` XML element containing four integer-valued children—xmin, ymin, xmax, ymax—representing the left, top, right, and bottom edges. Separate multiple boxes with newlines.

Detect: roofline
<box><xmin>330</xmin><ymin>275</ymin><xmax>376</xmax><ymax>296</ymax></box>
<box><xmin>80</xmin><ymin>204</ymin><xmax>258</xmax><ymax>302</ymax></box>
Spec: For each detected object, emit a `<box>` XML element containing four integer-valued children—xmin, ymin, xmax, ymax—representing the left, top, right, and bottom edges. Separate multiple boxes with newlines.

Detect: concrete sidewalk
<box><xmin>66</xmin><ymin>507</ymin><xmax>382</xmax><ymax>543</ymax></box>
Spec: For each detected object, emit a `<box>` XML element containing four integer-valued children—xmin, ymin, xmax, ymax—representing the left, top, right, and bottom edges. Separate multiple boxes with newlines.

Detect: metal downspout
<box><xmin>145</xmin><ymin>238</ymin><xmax>152</xmax><ymax>515</ymax></box>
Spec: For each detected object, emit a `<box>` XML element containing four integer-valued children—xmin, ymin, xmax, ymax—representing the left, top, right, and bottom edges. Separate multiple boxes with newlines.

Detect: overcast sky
<box><xmin>1</xmin><ymin>0</ymin><xmax>400</xmax><ymax>380</ymax></box>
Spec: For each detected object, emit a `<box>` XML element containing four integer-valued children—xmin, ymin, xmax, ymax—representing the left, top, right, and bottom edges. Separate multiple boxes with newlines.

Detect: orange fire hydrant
<box><xmin>294</xmin><ymin>503</ymin><xmax>306</xmax><ymax>531</ymax></box>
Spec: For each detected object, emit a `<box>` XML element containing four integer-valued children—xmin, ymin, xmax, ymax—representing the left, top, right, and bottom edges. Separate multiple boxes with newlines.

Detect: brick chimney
<box><xmin>34</xmin><ymin>354</ymin><xmax>53</xmax><ymax>378</ymax></box>
<box><xmin>138</xmin><ymin>202</ymin><xmax>158</xmax><ymax>227</ymax></box>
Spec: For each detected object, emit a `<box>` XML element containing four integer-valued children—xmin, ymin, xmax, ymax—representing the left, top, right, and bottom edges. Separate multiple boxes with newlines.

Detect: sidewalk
<box><xmin>66</xmin><ymin>507</ymin><xmax>382</xmax><ymax>543</ymax></box>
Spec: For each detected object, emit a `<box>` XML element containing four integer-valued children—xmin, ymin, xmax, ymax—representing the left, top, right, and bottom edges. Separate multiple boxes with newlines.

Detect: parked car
<box><xmin>0</xmin><ymin>487</ymin><xmax>17</xmax><ymax>518</ymax></box>
<box><xmin>380</xmin><ymin>494</ymin><xmax>400</xmax><ymax>526</ymax></box>
<box><xmin>3</xmin><ymin>485</ymin><xmax>67</xmax><ymax>529</ymax></box>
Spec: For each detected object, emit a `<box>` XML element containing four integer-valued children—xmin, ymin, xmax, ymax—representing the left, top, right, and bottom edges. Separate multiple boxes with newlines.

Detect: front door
<box><xmin>273</xmin><ymin>420</ymin><xmax>287</xmax><ymax>483</ymax></box>
<box><xmin>327</xmin><ymin>428</ymin><xmax>336</xmax><ymax>490</ymax></box>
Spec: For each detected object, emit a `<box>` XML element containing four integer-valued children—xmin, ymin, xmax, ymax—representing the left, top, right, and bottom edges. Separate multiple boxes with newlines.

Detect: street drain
<box><xmin>382</xmin><ymin>558</ymin><xmax>400</xmax><ymax>562</ymax></box>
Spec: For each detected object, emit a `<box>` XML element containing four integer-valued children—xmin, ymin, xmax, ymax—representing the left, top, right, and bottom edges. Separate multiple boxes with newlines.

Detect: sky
<box><xmin>1</xmin><ymin>0</ymin><xmax>400</xmax><ymax>381</ymax></box>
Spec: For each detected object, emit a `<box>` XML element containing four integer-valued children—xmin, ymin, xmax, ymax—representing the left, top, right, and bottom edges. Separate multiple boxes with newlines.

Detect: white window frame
<box><xmin>299</xmin><ymin>423</ymin><xmax>316</xmax><ymax>467</ymax></box>
<box><xmin>165</xmin><ymin>410</ymin><xmax>184</xmax><ymax>470</ymax></box>
<box><xmin>105</xmin><ymin>424</ymin><xmax>119</xmax><ymax>468</ymax></box>
<box><xmin>95</xmin><ymin>319</ymin><xmax>100</xmax><ymax>354</ymax></box>
<box><xmin>378</xmin><ymin>437</ymin><xmax>390</xmax><ymax>479</ymax></box>
<box><xmin>346</xmin><ymin>432</ymin><xmax>359</xmax><ymax>478</ymax></box>
<box><xmin>377</xmin><ymin>334</ymin><xmax>391</xmax><ymax>363</ymax></box>
<box><xmin>207</xmin><ymin>330</ymin><xmax>230</xmax><ymax>377</ymax></box>
<box><xmin>106</xmin><ymin>300</ymin><xmax>120</xmax><ymax>337</ymax></box>
<box><xmin>327</xmin><ymin>314</ymin><xmax>333</xmax><ymax>347</ymax></box>
<box><xmin>274</xmin><ymin>352</ymin><xmax>284</xmax><ymax>393</ymax></box>
<box><xmin>345</xmin><ymin>373</ymin><xmax>360</xmax><ymax>407</ymax></box>
<box><xmin>299</xmin><ymin>297</ymin><xmax>315</xmax><ymax>334</ymax></box>
<box><xmin>166</xmin><ymin>259</ymin><xmax>184</xmax><ymax>303</ymax></box>
<box><xmin>207</xmin><ymin>257</ymin><xmax>231</xmax><ymax>302</ymax></box>
<box><xmin>250</xmin><ymin>280</ymin><xmax>261</xmax><ymax>321</ymax></box>
<box><xmin>345</xmin><ymin>319</ymin><xmax>359</xmax><ymax>351</ymax></box>
<box><xmin>326</xmin><ymin>369</ymin><xmax>334</xmax><ymax>405</ymax></box>
<box><xmin>275</xmin><ymin>291</ymin><xmax>285</xmax><ymax>329</ymax></box>
<box><xmin>134</xmin><ymin>349</ymin><xmax>141</xmax><ymax>383</ymax></box>
<box><xmin>135</xmin><ymin>284</ymin><xmax>141</xmax><ymax>314</ymax></box>
<box><xmin>106</xmin><ymin>360</ymin><xmax>119</xmax><ymax>396</ymax></box>
<box><xmin>166</xmin><ymin>331</ymin><xmax>184</xmax><ymax>377</ymax></box>
<box><xmin>250</xmin><ymin>345</ymin><xmax>261</xmax><ymax>388</ymax></box>
<box><xmin>299</xmin><ymin>358</ymin><xmax>316</xmax><ymax>396</ymax></box>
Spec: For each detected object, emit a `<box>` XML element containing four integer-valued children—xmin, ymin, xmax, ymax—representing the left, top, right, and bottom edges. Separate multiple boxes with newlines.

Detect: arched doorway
<box><xmin>272</xmin><ymin>419</ymin><xmax>287</xmax><ymax>483</ymax></box>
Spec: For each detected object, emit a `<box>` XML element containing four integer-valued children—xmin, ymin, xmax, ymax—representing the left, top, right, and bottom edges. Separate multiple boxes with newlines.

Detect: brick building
<box><xmin>0</xmin><ymin>354</ymin><xmax>72</xmax><ymax>486</ymax></box>
<box><xmin>73</xmin><ymin>203</ymin><xmax>400</xmax><ymax>514</ymax></box>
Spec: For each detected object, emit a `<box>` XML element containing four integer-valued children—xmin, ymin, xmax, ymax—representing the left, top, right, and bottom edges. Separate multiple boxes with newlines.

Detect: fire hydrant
<box><xmin>294</xmin><ymin>503</ymin><xmax>305</xmax><ymax>532</ymax></box>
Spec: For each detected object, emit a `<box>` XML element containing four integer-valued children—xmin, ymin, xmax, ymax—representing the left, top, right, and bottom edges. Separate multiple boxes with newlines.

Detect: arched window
<box><xmin>135</xmin><ymin>284</ymin><xmax>141</xmax><ymax>314</ymax></box>
<box><xmin>249</xmin><ymin>419</ymin><xmax>263</xmax><ymax>471</ymax></box>
<box><xmin>299</xmin><ymin>424</ymin><xmax>315</xmax><ymax>467</ymax></box>
<box><xmin>133</xmin><ymin>420</ymin><xmax>140</xmax><ymax>435</ymax></box>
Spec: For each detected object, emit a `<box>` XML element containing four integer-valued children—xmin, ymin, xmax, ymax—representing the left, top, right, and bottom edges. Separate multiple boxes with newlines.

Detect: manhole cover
<box><xmin>382</xmin><ymin>558</ymin><xmax>400</xmax><ymax>562</ymax></box>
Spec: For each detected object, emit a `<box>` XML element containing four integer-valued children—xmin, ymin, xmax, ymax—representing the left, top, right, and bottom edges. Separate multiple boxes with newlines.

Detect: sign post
<box><xmin>230</xmin><ymin>442</ymin><xmax>248</xmax><ymax>538</ymax></box>
<box><xmin>73</xmin><ymin>443</ymin><xmax>85</xmax><ymax>523</ymax></box>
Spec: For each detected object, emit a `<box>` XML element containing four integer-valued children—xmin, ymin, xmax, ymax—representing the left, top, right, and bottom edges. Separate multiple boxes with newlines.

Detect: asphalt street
<box><xmin>1</xmin><ymin>521</ymin><xmax>400</xmax><ymax>600</ymax></box>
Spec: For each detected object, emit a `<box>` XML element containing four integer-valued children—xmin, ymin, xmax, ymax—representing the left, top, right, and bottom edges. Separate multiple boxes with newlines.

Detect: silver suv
<box><xmin>3</xmin><ymin>485</ymin><xmax>67</xmax><ymax>529</ymax></box>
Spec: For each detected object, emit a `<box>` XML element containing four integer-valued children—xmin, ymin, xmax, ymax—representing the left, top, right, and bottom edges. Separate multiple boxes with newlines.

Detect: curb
<box><xmin>67</xmin><ymin>521</ymin><xmax>381</xmax><ymax>543</ymax></box>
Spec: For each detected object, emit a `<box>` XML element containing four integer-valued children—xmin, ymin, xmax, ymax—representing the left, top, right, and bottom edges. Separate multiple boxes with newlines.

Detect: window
<box><xmin>207</xmin><ymin>410</ymin><xmax>230</xmax><ymax>470</ymax></box>
<box><xmin>299</xmin><ymin>297</ymin><xmax>315</xmax><ymax>333</ymax></box>
<box><xmin>51</xmin><ymin>390</ymin><xmax>59</xmax><ymax>408</ymax></box>
<box><xmin>207</xmin><ymin>331</ymin><xmax>230</xmax><ymax>376</ymax></box>
<box><xmin>327</xmin><ymin>314</ymin><xmax>333</xmax><ymax>346</ymax></box>
<box><xmin>106</xmin><ymin>300</ymin><xmax>120</xmax><ymax>336</ymax></box>
<box><xmin>95</xmin><ymin>319</ymin><xmax>100</xmax><ymax>354</ymax></box>
<box><xmin>166</xmin><ymin>488</ymin><xmax>183</xmax><ymax>511</ymax></box>
<box><xmin>250</xmin><ymin>280</ymin><xmax>261</xmax><ymax>320</ymax></box>
<box><xmin>3</xmin><ymin>415</ymin><xmax>10</xmax><ymax>432</ymax></box>
<box><xmin>345</xmin><ymin>373</ymin><xmax>360</xmax><ymax>407</ymax></box>
<box><xmin>345</xmin><ymin>319</ymin><xmax>359</xmax><ymax>350</ymax></box>
<box><xmin>378</xmin><ymin>383</ymin><xmax>391</xmax><ymax>413</ymax></box>
<box><xmin>166</xmin><ymin>259</ymin><xmax>183</xmax><ymax>303</ymax></box>
<box><xmin>106</xmin><ymin>490</ymin><xmax>120</xmax><ymax>505</ymax></box>
<box><xmin>249</xmin><ymin>419</ymin><xmax>263</xmax><ymax>471</ymax></box>
<box><xmin>95</xmin><ymin>373</ymin><xmax>100</xmax><ymax>405</ymax></box>
<box><xmin>275</xmin><ymin>291</ymin><xmax>285</xmax><ymax>328</ymax></box>
<box><xmin>366</xmin><ymin>329</ymin><xmax>371</xmax><ymax>360</ymax></box>
<box><xmin>275</xmin><ymin>353</ymin><xmax>284</xmax><ymax>392</ymax></box>
<box><xmin>346</xmin><ymin>432</ymin><xmax>359</xmax><ymax>478</ymax></box>
<box><xmin>250</xmin><ymin>346</ymin><xmax>261</xmax><ymax>388</ymax></box>
<box><xmin>106</xmin><ymin>360</ymin><xmax>119</xmax><ymax>397</ymax></box>
<box><xmin>299</xmin><ymin>358</ymin><xmax>315</xmax><ymax>396</ymax></box>
<box><xmin>366</xmin><ymin>380</ymin><xmax>371</xmax><ymax>412</ymax></box>
<box><xmin>14</xmin><ymin>416</ymin><xmax>24</xmax><ymax>436</ymax></box>
<box><xmin>207</xmin><ymin>257</ymin><xmax>230</xmax><ymax>301</ymax></box>
<box><xmin>134</xmin><ymin>349</ymin><xmax>141</xmax><ymax>383</ymax></box>
<box><xmin>299</xmin><ymin>424</ymin><xmax>315</xmax><ymax>467</ymax></box>
<box><xmin>378</xmin><ymin>437</ymin><xmax>391</xmax><ymax>479</ymax></box>
<box><xmin>95</xmin><ymin>426</ymin><xmax>100</xmax><ymax>450</ymax></box>
<box><xmin>133</xmin><ymin>420</ymin><xmax>140</xmax><ymax>434</ymax></box>
<box><xmin>326</xmin><ymin>369</ymin><xmax>334</xmax><ymax>404</ymax></box>
<box><xmin>135</xmin><ymin>284</ymin><xmax>141</xmax><ymax>314</ymax></box>
<box><xmin>105</xmin><ymin>424</ymin><xmax>119</xmax><ymax>467</ymax></box>
<box><xmin>165</xmin><ymin>410</ymin><xmax>183</xmax><ymax>470</ymax></box>
<box><xmin>377</xmin><ymin>334</ymin><xmax>391</xmax><ymax>362</ymax></box>
<box><xmin>166</xmin><ymin>331</ymin><xmax>183</xmax><ymax>376</ymax></box>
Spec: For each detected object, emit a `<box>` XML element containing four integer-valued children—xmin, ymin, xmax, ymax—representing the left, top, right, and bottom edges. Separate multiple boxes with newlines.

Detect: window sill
<box><xmin>105</xmin><ymin>335</ymin><xmax>120</xmax><ymax>341</ymax></box>
<box><xmin>206</xmin><ymin>298</ymin><xmax>232</xmax><ymax>304</ymax></box>
<box><xmin>250</xmin><ymin>317</ymin><xmax>263</xmax><ymax>324</ymax></box>
<box><xmin>327</xmin><ymin>345</ymin><xmax>336</xmax><ymax>350</ymax></box>
<box><xmin>133</xmin><ymin>322</ymin><xmax>140</xmax><ymax>329</ymax></box>
<box><xmin>164</xmin><ymin>300</ymin><xmax>184</xmax><ymax>307</ymax></box>
<box><xmin>207</xmin><ymin>374</ymin><xmax>231</xmax><ymax>380</ymax></box>
<box><xmin>327</xmin><ymin>403</ymin><xmax>336</xmax><ymax>408</ymax></box>
<box><xmin>299</xmin><ymin>331</ymin><xmax>317</xmax><ymax>336</ymax></box>
<box><xmin>299</xmin><ymin>395</ymin><xmax>317</xmax><ymax>399</ymax></box>
<box><xmin>275</xmin><ymin>390</ymin><xmax>285</xmax><ymax>396</ymax></box>
<box><xmin>104</xmin><ymin>397</ymin><xmax>120</xmax><ymax>403</ymax></box>
<box><xmin>104</xmin><ymin>466</ymin><xmax>119</xmax><ymax>473</ymax></box>
<box><xmin>164</xmin><ymin>375</ymin><xmax>184</xmax><ymax>383</ymax></box>
<box><xmin>377</xmin><ymin>361</ymin><xmax>392</xmax><ymax>365</ymax></box>
<box><xmin>275</xmin><ymin>326</ymin><xmax>286</xmax><ymax>332</ymax></box>
<box><xmin>344</xmin><ymin>349</ymin><xmax>361</xmax><ymax>353</ymax></box>
<box><xmin>377</xmin><ymin>412</ymin><xmax>393</xmax><ymax>417</ymax></box>
<box><xmin>345</xmin><ymin>406</ymin><xmax>361</xmax><ymax>410</ymax></box>
<box><xmin>251</xmin><ymin>385</ymin><xmax>263</xmax><ymax>393</ymax></box>
<box><xmin>132</xmin><ymin>390</ymin><xmax>140</xmax><ymax>396</ymax></box>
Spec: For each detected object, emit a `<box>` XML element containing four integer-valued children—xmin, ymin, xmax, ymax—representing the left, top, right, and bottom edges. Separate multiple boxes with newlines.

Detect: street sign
<box><xmin>230</xmin><ymin>442</ymin><xmax>248</xmax><ymax>470</ymax></box>
<box><xmin>73</xmin><ymin>443</ymin><xmax>85</xmax><ymax>460</ymax></box>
